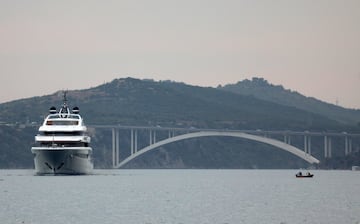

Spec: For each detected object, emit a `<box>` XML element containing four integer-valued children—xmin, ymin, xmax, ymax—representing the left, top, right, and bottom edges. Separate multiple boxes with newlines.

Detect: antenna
<box><xmin>59</xmin><ymin>90</ymin><xmax>70</xmax><ymax>118</ymax></box>
<box><xmin>63</xmin><ymin>90</ymin><xmax>68</xmax><ymax>106</ymax></box>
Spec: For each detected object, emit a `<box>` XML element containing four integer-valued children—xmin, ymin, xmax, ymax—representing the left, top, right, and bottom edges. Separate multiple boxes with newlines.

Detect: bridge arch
<box><xmin>116</xmin><ymin>131</ymin><xmax>320</xmax><ymax>168</ymax></box>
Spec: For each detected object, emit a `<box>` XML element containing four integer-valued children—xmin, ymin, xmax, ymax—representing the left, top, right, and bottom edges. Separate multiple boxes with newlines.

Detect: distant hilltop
<box><xmin>220</xmin><ymin>77</ymin><xmax>360</xmax><ymax>126</ymax></box>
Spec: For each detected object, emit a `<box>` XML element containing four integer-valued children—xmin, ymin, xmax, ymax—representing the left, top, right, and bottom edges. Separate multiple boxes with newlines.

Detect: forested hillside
<box><xmin>220</xmin><ymin>77</ymin><xmax>360</xmax><ymax>126</ymax></box>
<box><xmin>0</xmin><ymin>77</ymin><xmax>359</xmax><ymax>169</ymax></box>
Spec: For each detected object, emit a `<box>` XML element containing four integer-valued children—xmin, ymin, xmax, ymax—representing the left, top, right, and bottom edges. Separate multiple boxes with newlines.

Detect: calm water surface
<box><xmin>1</xmin><ymin>169</ymin><xmax>359</xmax><ymax>224</ymax></box>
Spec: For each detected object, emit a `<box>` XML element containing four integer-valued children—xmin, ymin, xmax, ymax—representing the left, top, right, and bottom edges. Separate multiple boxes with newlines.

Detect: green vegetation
<box><xmin>0</xmin><ymin>77</ymin><xmax>359</xmax><ymax>169</ymax></box>
<box><xmin>220</xmin><ymin>77</ymin><xmax>360</xmax><ymax>126</ymax></box>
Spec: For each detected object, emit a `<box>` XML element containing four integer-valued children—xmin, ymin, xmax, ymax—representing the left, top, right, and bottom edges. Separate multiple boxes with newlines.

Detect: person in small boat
<box><xmin>297</xmin><ymin>171</ymin><xmax>302</xmax><ymax>176</ymax></box>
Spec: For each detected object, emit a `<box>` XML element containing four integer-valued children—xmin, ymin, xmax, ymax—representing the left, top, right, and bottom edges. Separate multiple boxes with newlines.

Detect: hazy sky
<box><xmin>1</xmin><ymin>0</ymin><xmax>359</xmax><ymax>108</ymax></box>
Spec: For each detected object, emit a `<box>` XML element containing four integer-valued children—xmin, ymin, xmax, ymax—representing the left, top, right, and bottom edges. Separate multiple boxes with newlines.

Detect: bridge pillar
<box><xmin>149</xmin><ymin>130</ymin><xmax>156</xmax><ymax>145</ymax></box>
<box><xmin>324</xmin><ymin>136</ymin><xmax>332</xmax><ymax>158</ymax></box>
<box><xmin>149</xmin><ymin>130</ymin><xmax>152</xmax><ymax>145</ymax></box>
<box><xmin>349</xmin><ymin>138</ymin><xmax>352</xmax><ymax>154</ymax></box>
<box><xmin>112</xmin><ymin>128</ymin><xmax>115</xmax><ymax>167</ymax></box>
<box><xmin>131</xmin><ymin>129</ymin><xmax>138</xmax><ymax>155</ymax></box>
<box><xmin>112</xmin><ymin>128</ymin><xmax>120</xmax><ymax>168</ymax></box>
<box><xmin>324</xmin><ymin>136</ymin><xmax>327</xmax><ymax>158</ymax></box>
<box><xmin>284</xmin><ymin>135</ymin><xmax>291</xmax><ymax>145</ymax></box>
<box><xmin>345</xmin><ymin>136</ymin><xmax>352</xmax><ymax>155</ymax></box>
<box><xmin>304</xmin><ymin>135</ymin><xmax>311</xmax><ymax>155</ymax></box>
<box><xmin>135</xmin><ymin>130</ymin><xmax>138</xmax><ymax>153</ymax></box>
<box><xmin>168</xmin><ymin>130</ymin><xmax>175</xmax><ymax>138</ymax></box>
<box><xmin>131</xmin><ymin>129</ymin><xmax>133</xmax><ymax>154</ymax></box>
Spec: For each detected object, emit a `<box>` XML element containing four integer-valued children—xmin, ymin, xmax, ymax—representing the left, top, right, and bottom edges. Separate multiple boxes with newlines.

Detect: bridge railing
<box><xmin>89</xmin><ymin>124</ymin><xmax>360</xmax><ymax>137</ymax></box>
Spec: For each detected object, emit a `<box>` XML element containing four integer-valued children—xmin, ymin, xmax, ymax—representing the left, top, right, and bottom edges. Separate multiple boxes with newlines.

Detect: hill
<box><xmin>220</xmin><ymin>77</ymin><xmax>360</xmax><ymax>126</ymax></box>
<box><xmin>0</xmin><ymin>78</ymin><xmax>346</xmax><ymax>130</ymax></box>
<box><xmin>0</xmin><ymin>77</ymin><xmax>359</xmax><ymax>169</ymax></box>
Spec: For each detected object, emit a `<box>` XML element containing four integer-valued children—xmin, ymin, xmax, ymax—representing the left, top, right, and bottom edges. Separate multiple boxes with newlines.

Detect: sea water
<box><xmin>1</xmin><ymin>169</ymin><xmax>359</xmax><ymax>224</ymax></box>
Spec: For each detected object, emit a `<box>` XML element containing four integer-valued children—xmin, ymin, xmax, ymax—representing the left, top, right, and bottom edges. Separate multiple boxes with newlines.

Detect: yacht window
<box><xmin>48</xmin><ymin>114</ymin><xmax>81</xmax><ymax>119</ymax></box>
<box><xmin>42</xmin><ymin>131</ymin><xmax>84</xmax><ymax>136</ymax></box>
<box><xmin>46</xmin><ymin>120</ymin><xmax>79</xmax><ymax>125</ymax></box>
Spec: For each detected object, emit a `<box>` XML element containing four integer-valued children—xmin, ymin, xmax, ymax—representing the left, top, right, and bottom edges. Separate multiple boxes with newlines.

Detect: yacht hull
<box><xmin>31</xmin><ymin>147</ymin><xmax>93</xmax><ymax>175</ymax></box>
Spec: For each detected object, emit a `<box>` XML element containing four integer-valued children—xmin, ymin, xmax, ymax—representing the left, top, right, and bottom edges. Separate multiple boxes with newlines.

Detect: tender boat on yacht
<box><xmin>31</xmin><ymin>92</ymin><xmax>93</xmax><ymax>175</ymax></box>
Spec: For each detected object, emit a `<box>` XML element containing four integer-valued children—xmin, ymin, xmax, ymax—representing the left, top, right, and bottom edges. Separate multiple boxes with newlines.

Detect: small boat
<box><xmin>352</xmin><ymin>166</ymin><xmax>360</xmax><ymax>171</ymax></box>
<box><xmin>295</xmin><ymin>172</ymin><xmax>313</xmax><ymax>178</ymax></box>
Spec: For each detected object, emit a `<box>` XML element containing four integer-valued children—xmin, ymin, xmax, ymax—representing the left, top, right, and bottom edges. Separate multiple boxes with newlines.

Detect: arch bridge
<box><xmin>90</xmin><ymin>125</ymin><xmax>360</xmax><ymax>168</ymax></box>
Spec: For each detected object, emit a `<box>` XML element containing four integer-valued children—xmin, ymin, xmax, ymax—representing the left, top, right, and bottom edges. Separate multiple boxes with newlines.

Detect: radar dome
<box><xmin>49</xmin><ymin>106</ymin><xmax>57</xmax><ymax>114</ymax></box>
<box><xmin>72</xmin><ymin>106</ymin><xmax>80</xmax><ymax>114</ymax></box>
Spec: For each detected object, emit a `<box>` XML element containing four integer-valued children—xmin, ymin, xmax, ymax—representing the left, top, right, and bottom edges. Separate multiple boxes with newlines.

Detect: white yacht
<box><xmin>31</xmin><ymin>92</ymin><xmax>93</xmax><ymax>175</ymax></box>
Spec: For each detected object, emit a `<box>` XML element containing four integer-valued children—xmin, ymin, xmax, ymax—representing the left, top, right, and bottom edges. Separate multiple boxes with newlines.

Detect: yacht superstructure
<box><xmin>31</xmin><ymin>92</ymin><xmax>93</xmax><ymax>175</ymax></box>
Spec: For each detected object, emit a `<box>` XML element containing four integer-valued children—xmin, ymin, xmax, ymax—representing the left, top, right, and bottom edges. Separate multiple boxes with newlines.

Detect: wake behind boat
<box><xmin>31</xmin><ymin>92</ymin><xmax>93</xmax><ymax>175</ymax></box>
